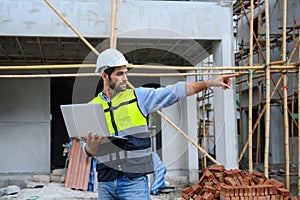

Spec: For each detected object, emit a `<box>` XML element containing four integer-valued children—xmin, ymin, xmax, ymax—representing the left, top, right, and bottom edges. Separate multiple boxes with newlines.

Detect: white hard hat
<box><xmin>95</xmin><ymin>48</ymin><xmax>128</xmax><ymax>74</ymax></box>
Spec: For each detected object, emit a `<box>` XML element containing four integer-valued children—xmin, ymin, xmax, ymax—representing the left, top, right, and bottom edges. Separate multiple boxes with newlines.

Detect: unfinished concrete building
<box><xmin>0</xmin><ymin>0</ymin><xmax>237</xmax><ymax>188</ymax></box>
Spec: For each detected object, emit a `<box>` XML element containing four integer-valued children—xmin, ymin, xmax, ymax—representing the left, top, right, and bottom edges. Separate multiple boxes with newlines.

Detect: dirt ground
<box><xmin>0</xmin><ymin>183</ymin><xmax>182</xmax><ymax>200</ymax></box>
<box><xmin>0</xmin><ymin>163</ymin><xmax>298</xmax><ymax>200</ymax></box>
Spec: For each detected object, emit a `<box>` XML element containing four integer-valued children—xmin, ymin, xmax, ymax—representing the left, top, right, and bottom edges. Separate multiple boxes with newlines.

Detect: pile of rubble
<box><xmin>182</xmin><ymin>165</ymin><xmax>296</xmax><ymax>200</ymax></box>
<box><xmin>0</xmin><ymin>169</ymin><xmax>66</xmax><ymax>199</ymax></box>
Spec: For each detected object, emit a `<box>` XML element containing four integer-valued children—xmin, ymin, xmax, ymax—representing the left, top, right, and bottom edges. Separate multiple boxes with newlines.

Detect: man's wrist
<box><xmin>85</xmin><ymin>145</ymin><xmax>94</xmax><ymax>156</ymax></box>
<box><xmin>204</xmin><ymin>80</ymin><xmax>212</xmax><ymax>88</ymax></box>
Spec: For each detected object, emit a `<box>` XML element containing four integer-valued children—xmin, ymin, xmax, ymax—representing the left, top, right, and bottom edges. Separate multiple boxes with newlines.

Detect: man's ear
<box><xmin>102</xmin><ymin>73</ymin><xmax>108</xmax><ymax>80</ymax></box>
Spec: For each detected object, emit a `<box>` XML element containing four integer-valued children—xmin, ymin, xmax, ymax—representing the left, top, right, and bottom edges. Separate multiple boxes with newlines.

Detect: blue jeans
<box><xmin>98</xmin><ymin>175</ymin><xmax>150</xmax><ymax>200</ymax></box>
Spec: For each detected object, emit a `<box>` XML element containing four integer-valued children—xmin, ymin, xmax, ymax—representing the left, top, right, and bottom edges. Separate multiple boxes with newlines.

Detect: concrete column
<box><xmin>160</xmin><ymin>76</ymin><xmax>189</xmax><ymax>187</ymax></box>
<box><xmin>186</xmin><ymin>73</ymin><xmax>199</xmax><ymax>184</ymax></box>
<box><xmin>212</xmin><ymin>41</ymin><xmax>238</xmax><ymax>169</ymax></box>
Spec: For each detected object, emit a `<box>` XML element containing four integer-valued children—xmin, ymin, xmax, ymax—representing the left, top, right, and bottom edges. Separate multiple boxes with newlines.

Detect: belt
<box><xmin>117</xmin><ymin>170</ymin><xmax>124</xmax><ymax>177</ymax></box>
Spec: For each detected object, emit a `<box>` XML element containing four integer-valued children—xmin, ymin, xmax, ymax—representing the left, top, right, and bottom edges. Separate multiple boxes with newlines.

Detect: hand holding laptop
<box><xmin>79</xmin><ymin>132</ymin><xmax>109</xmax><ymax>155</ymax></box>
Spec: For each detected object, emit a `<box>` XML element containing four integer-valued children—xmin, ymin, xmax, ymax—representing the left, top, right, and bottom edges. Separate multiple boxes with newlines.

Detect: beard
<box><xmin>109</xmin><ymin>80</ymin><xmax>126</xmax><ymax>92</ymax></box>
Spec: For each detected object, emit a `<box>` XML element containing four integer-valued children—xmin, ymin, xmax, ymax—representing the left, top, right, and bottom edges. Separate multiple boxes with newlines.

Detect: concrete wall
<box><xmin>0</xmin><ymin>79</ymin><xmax>50</xmax><ymax>173</ymax></box>
<box><xmin>0</xmin><ymin>0</ymin><xmax>232</xmax><ymax>40</ymax></box>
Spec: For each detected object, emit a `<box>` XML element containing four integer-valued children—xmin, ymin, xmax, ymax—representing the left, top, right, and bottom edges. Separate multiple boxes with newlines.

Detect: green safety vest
<box><xmin>89</xmin><ymin>89</ymin><xmax>154</xmax><ymax>181</ymax></box>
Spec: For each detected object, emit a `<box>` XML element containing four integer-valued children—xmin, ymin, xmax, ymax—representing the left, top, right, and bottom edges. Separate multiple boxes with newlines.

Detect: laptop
<box><xmin>60</xmin><ymin>103</ymin><xmax>126</xmax><ymax>141</ymax></box>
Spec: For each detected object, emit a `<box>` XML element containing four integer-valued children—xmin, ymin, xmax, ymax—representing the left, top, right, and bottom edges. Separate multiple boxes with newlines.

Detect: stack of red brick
<box><xmin>181</xmin><ymin>165</ymin><xmax>296</xmax><ymax>200</ymax></box>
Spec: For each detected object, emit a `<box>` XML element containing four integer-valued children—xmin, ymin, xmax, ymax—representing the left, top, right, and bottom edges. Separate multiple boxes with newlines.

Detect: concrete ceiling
<box><xmin>0</xmin><ymin>36</ymin><xmax>214</xmax><ymax>68</ymax></box>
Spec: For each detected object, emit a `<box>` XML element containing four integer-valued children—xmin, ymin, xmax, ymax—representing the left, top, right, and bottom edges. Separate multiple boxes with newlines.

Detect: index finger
<box><xmin>222</xmin><ymin>73</ymin><xmax>239</xmax><ymax>78</ymax></box>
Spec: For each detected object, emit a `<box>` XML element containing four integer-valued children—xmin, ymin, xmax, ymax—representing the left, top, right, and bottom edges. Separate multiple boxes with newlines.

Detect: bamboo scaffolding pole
<box><xmin>1</xmin><ymin>69</ymin><xmax>299</xmax><ymax>79</ymax></box>
<box><xmin>291</xmin><ymin>73</ymin><xmax>296</xmax><ymax>165</ymax></box>
<box><xmin>1</xmin><ymin>64</ymin><xmax>299</xmax><ymax>71</ymax></box>
<box><xmin>257</xmin><ymin>0</ymin><xmax>263</xmax><ymax>65</ymax></box>
<box><xmin>288</xmin><ymin>37</ymin><xmax>300</xmax><ymax>64</ymax></box>
<box><xmin>264</xmin><ymin>0</ymin><xmax>271</xmax><ymax>178</ymax></box>
<box><xmin>44</xmin><ymin>0</ymin><xmax>99</xmax><ymax>56</ymax></box>
<box><xmin>2</xmin><ymin>69</ymin><xmax>300</xmax><ymax>79</ymax></box>
<box><xmin>282</xmin><ymin>0</ymin><xmax>290</xmax><ymax>190</ymax></box>
<box><xmin>113</xmin><ymin>0</ymin><xmax>119</xmax><ymax>48</ymax></box>
<box><xmin>241</xmin><ymin>4</ymin><xmax>266</xmax><ymax>64</ymax></box>
<box><xmin>248</xmin><ymin>0</ymin><xmax>254</xmax><ymax>173</ymax></box>
<box><xmin>202</xmin><ymin>89</ymin><xmax>207</xmax><ymax>170</ymax></box>
<box><xmin>270</xmin><ymin>75</ymin><xmax>299</xmax><ymax>129</ymax></box>
<box><xmin>110</xmin><ymin>0</ymin><xmax>115</xmax><ymax>48</ymax></box>
<box><xmin>256</xmin><ymin>0</ymin><xmax>263</xmax><ymax>165</ymax></box>
<box><xmin>43</xmin><ymin>0</ymin><xmax>220</xmax><ymax>165</ymax></box>
<box><xmin>256</xmin><ymin>79</ymin><xmax>262</xmax><ymax>164</ymax></box>
<box><xmin>238</xmin><ymin>73</ymin><xmax>284</xmax><ymax>163</ymax></box>
<box><xmin>0</xmin><ymin>64</ymin><xmax>96</xmax><ymax>70</ymax></box>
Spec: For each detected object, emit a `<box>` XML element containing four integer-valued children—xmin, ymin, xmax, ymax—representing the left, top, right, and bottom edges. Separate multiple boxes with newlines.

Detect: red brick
<box><xmin>203</xmin><ymin>186</ymin><xmax>216</xmax><ymax>194</ymax></box>
<box><xmin>212</xmin><ymin>177</ymin><xmax>220</xmax><ymax>185</ymax></box>
<box><xmin>256</xmin><ymin>185</ymin><xmax>265</xmax><ymax>196</ymax></box>
<box><xmin>289</xmin><ymin>197</ymin><xmax>297</xmax><ymax>200</ymax></box>
<box><xmin>269</xmin><ymin>185</ymin><xmax>278</xmax><ymax>195</ymax></box>
<box><xmin>238</xmin><ymin>186</ymin><xmax>244</xmax><ymax>197</ymax></box>
<box><xmin>263</xmin><ymin>179</ymin><xmax>274</xmax><ymax>185</ymax></box>
<box><xmin>203</xmin><ymin>192</ymin><xmax>214</xmax><ymax>200</ymax></box>
<box><xmin>234</xmin><ymin>187</ymin><xmax>239</xmax><ymax>197</ymax></box>
<box><xmin>204</xmin><ymin>181</ymin><xmax>214</xmax><ymax>186</ymax></box>
<box><xmin>192</xmin><ymin>184</ymin><xmax>202</xmax><ymax>194</ymax></box>
<box><xmin>237</xmin><ymin>174</ymin><xmax>245</xmax><ymax>185</ymax></box>
<box><xmin>230</xmin><ymin>187</ymin><xmax>235</xmax><ymax>197</ymax></box>
<box><xmin>277</xmin><ymin>188</ymin><xmax>290</xmax><ymax>197</ymax></box>
<box><xmin>252</xmin><ymin>171</ymin><xmax>267</xmax><ymax>181</ymax></box>
<box><xmin>209</xmin><ymin>165</ymin><xmax>225</xmax><ymax>172</ymax></box>
<box><xmin>270</xmin><ymin>179</ymin><xmax>285</xmax><ymax>188</ymax></box>
<box><xmin>216</xmin><ymin>182</ymin><xmax>225</xmax><ymax>191</ymax></box>
<box><xmin>265</xmin><ymin>196</ymin><xmax>271</xmax><ymax>200</ymax></box>
<box><xmin>224</xmin><ymin>170</ymin><xmax>234</xmax><ymax>177</ymax></box>
<box><xmin>220</xmin><ymin>196</ymin><xmax>231</xmax><ymax>200</ymax></box>
<box><xmin>244</xmin><ymin>186</ymin><xmax>251</xmax><ymax>196</ymax></box>
<box><xmin>264</xmin><ymin>185</ymin><xmax>269</xmax><ymax>195</ymax></box>
<box><xmin>220</xmin><ymin>185</ymin><xmax>231</xmax><ymax>197</ymax></box>
<box><xmin>181</xmin><ymin>193</ymin><xmax>189</xmax><ymax>200</ymax></box>
<box><xmin>214</xmin><ymin>191</ymin><xmax>220</xmax><ymax>198</ymax></box>
<box><xmin>195</xmin><ymin>195</ymin><xmax>204</xmax><ymax>200</ymax></box>
<box><xmin>187</xmin><ymin>190</ymin><xmax>195</xmax><ymax>198</ymax></box>
<box><xmin>242</xmin><ymin>177</ymin><xmax>251</xmax><ymax>186</ymax></box>
<box><xmin>224</xmin><ymin>177</ymin><xmax>236</xmax><ymax>186</ymax></box>
<box><xmin>233</xmin><ymin>176</ymin><xmax>242</xmax><ymax>186</ymax></box>
<box><xmin>271</xmin><ymin>195</ymin><xmax>277</xmax><ymax>200</ymax></box>
<box><xmin>250</xmin><ymin>175</ymin><xmax>261</xmax><ymax>185</ymax></box>
<box><xmin>251</xmin><ymin>186</ymin><xmax>256</xmax><ymax>196</ymax></box>
<box><xmin>182</xmin><ymin>187</ymin><xmax>193</xmax><ymax>194</ymax></box>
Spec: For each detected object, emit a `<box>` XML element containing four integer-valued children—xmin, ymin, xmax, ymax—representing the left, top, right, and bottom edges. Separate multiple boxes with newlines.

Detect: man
<box><xmin>81</xmin><ymin>48</ymin><xmax>237</xmax><ymax>200</ymax></box>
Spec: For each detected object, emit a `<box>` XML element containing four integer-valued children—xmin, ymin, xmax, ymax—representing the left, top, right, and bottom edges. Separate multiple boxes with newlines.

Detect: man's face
<box><xmin>107</xmin><ymin>66</ymin><xmax>128</xmax><ymax>92</ymax></box>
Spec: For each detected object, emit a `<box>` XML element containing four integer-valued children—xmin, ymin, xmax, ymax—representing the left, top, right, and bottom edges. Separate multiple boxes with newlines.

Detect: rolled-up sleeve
<box><xmin>135</xmin><ymin>82</ymin><xmax>186</xmax><ymax>116</ymax></box>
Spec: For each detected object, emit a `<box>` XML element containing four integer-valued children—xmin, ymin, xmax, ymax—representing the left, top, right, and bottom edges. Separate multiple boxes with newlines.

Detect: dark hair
<box><xmin>103</xmin><ymin>67</ymin><xmax>116</xmax><ymax>78</ymax></box>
